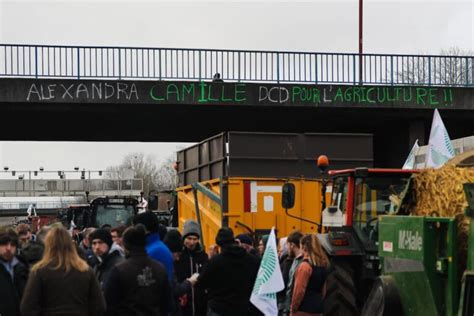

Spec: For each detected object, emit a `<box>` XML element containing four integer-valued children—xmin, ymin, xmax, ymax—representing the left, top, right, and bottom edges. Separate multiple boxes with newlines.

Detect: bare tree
<box><xmin>396</xmin><ymin>47</ymin><xmax>473</xmax><ymax>86</ymax></box>
<box><xmin>154</xmin><ymin>155</ymin><xmax>178</xmax><ymax>191</ymax></box>
<box><xmin>105</xmin><ymin>151</ymin><xmax>180</xmax><ymax>195</ymax></box>
<box><xmin>105</xmin><ymin>152</ymin><xmax>159</xmax><ymax>195</ymax></box>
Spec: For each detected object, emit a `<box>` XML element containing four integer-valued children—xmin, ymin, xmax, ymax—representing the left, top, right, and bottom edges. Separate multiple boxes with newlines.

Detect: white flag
<box><xmin>138</xmin><ymin>198</ymin><xmax>148</xmax><ymax>211</ymax></box>
<box><xmin>250</xmin><ymin>228</ymin><xmax>284</xmax><ymax>316</ymax></box>
<box><xmin>26</xmin><ymin>204</ymin><xmax>37</xmax><ymax>217</ymax></box>
<box><xmin>402</xmin><ymin>139</ymin><xmax>420</xmax><ymax>169</ymax></box>
<box><xmin>425</xmin><ymin>109</ymin><xmax>455</xmax><ymax>168</ymax></box>
<box><xmin>69</xmin><ymin>219</ymin><xmax>76</xmax><ymax>236</ymax></box>
<box><xmin>26</xmin><ymin>204</ymin><xmax>33</xmax><ymax>217</ymax></box>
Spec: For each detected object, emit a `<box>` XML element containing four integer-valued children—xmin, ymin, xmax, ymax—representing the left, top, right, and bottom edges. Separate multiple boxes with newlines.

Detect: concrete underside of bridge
<box><xmin>1</xmin><ymin>78</ymin><xmax>474</xmax><ymax>167</ymax></box>
<box><xmin>1</xmin><ymin>101</ymin><xmax>474</xmax><ymax>168</ymax></box>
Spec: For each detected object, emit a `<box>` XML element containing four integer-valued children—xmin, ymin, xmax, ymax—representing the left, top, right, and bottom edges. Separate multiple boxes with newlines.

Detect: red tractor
<box><xmin>283</xmin><ymin>163</ymin><xmax>417</xmax><ymax>315</ymax></box>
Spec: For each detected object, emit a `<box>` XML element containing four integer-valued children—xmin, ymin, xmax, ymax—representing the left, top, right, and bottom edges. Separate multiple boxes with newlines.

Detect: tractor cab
<box><xmin>90</xmin><ymin>196</ymin><xmax>139</xmax><ymax>228</ymax></box>
<box><xmin>61</xmin><ymin>197</ymin><xmax>139</xmax><ymax>230</ymax></box>
<box><xmin>324</xmin><ymin>168</ymin><xmax>416</xmax><ymax>254</ymax></box>
<box><xmin>281</xmin><ymin>156</ymin><xmax>419</xmax><ymax>315</ymax></box>
<box><xmin>64</xmin><ymin>204</ymin><xmax>92</xmax><ymax>229</ymax></box>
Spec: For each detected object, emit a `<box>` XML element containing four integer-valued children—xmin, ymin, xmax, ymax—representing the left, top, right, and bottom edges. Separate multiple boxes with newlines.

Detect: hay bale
<box><xmin>411</xmin><ymin>165</ymin><xmax>474</xmax><ymax>217</ymax></box>
<box><xmin>409</xmin><ymin>164</ymin><xmax>474</xmax><ymax>275</ymax></box>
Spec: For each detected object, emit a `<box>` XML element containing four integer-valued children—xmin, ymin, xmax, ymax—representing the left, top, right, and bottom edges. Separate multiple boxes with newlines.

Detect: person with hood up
<box><xmin>0</xmin><ymin>227</ymin><xmax>28</xmax><ymax>316</ymax></box>
<box><xmin>104</xmin><ymin>224</ymin><xmax>171</xmax><ymax>316</ymax></box>
<box><xmin>89</xmin><ymin>228</ymin><xmax>124</xmax><ymax>288</ymax></box>
<box><xmin>196</xmin><ymin>227</ymin><xmax>260</xmax><ymax>316</ymax></box>
<box><xmin>133</xmin><ymin>211</ymin><xmax>174</xmax><ymax>281</ymax></box>
<box><xmin>174</xmin><ymin>219</ymin><xmax>209</xmax><ymax>316</ymax></box>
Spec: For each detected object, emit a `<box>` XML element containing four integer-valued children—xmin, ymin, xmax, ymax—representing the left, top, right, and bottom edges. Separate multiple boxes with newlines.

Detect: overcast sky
<box><xmin>0</xmin><ymin>0</ymin><xmax>472</xmax><ymax>172</ymax></box>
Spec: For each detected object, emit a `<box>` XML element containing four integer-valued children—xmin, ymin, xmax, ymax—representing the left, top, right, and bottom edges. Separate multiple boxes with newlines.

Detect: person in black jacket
<box><xmin>104</xmin><ymin>224</ymin><xmax>171</xmax><ymax>316</ymax></box>
<box><xmin>20</xmin><ymin>226</ymin><xmax>105</xmax><ymax>316</ymax></box>
<box><xmin>0</xmin><ymin>227</ymin><xmax>28</xmax><ymax>316</ymax></box>
<box><xmin>197</xmin><ymin>227</ymin><xmax>260</xmax><ymax>316</ymax></box>
<box><xmin>18</xmin><ymin>225</ymin><xmax>51</xmax><ymax>269</ymax></box>
<box><xmin>175</xmin><ymin>220</ymin><xmax>209</xmax><ymax>316</ymax></box>
<box><xmin>89</xmin><ymin>228</ymin><xmax>124</xmax><ymax>288</ymax></box>
<box><xmin>165</xmin><ymin>229</ymin><xmax>200</xmax><ymax>316</ymax></box>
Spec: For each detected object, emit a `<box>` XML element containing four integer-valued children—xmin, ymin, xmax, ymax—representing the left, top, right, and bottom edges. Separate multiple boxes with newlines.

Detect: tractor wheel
<box><xmin>324</xmin><ymin>263</ymin><xmax>359</xmax><ymax>316</ymax></box>
<box><xmin>361</xmin><ymin>276</ymin><xmax>403</xmax><ymax>316</ymax></box>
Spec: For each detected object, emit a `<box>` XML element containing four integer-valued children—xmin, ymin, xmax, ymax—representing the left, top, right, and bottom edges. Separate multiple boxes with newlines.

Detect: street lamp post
<box><xmin>359</xmin><ymin>0</ymin><xmax>363</xmax><ymax>84</ymax></box>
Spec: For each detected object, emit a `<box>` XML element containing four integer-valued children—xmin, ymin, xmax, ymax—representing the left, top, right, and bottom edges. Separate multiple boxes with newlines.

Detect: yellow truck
<box><xmin>175</xmin><ymin>132</ymin><xmax>373</xmax><ymax>249</ymax></box>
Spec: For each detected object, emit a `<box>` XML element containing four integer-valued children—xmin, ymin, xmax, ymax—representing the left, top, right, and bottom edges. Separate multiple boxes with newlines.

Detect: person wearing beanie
<box><xmin>89</xmin><ymin>228</ymin><xmax>124</xmax><ymax>288</ymax></box>
<box><xmin>0</xmin><ymin>226</ymin><xmax>28</xmax><ymax>316</ymax></box>
<box><xmin>133</xmin><ymin>212</ymin><xmax>159</xmax><ymax>234</ymax></box>
<box><xmin>175</xmin><ymin>220</ymin><xmax>209</xmax><ymax>316</ymax></box>
<box><xmin>133</xmin><ymin>212</ymin><xmax>174</xmax><ymax>282</ymax></box>
<box><xmin>196</xmin><ymin>227</ymin><xmax>260</xmax><ymax>316</ymax></box>
<box><xmin>164</xmin><ymin>229</ymin><xmax>199</xmax><ymax>316</ymax></box>
<box><xmin>236</xmin><ymin>233</ymin><xmax>253</xmax><ymax>246</ymax></box>
<box><xmin>236</xmin><ymin>233</ymin><xmax>260</xmax><ymax>261</ymax></box>
<box><xmin>164</xmin><ymin>229</ymin><xmax>183</xmax><ymax>259</ymax></box>
<box><xmin>215</xmin><ymin>227</ymin><xmax>234</xmax><ymax>247</ymax></box>
<box><xmin>158</xmin><ymin>224</ymin><xmax>168</xmax><ymax>241</ymax></box>
<box><xmin>182</xmin><ymin>220</ymin><xmax>201</xmax><ymax>240</ymax></box>
<box><xmin>122</xmin><ymin>224</ymin><xmax>147</xmax><ymax>251</ymax></box>
<box><xmin>104</xmin><ymin>224</ymin><xmax>171</xmax><ymax>316</ymax></box>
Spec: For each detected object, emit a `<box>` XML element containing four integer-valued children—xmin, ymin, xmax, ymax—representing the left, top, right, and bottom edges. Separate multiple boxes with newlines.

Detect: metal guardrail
<box><xmin>0</xmin><ymin>178</ymin><xmax>143</xmax><ymax>197</ymax></box>
<box><xmin>1</xmin><ymin>44</ymin><xmax>473</xmax><ymax>86</ymax></box>
<box><xmin>0</xmin><ymin>201</ymin><xmax>78</xmax><ymax>210</ymax></box>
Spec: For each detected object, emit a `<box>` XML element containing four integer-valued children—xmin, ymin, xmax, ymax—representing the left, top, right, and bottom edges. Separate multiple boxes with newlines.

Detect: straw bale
<box><xmin>411</xmin><ymin>165</ymin><xmax>474</xmax><ymax>218</ymax></box>
<box><xmin>409</xmin><ymin>164</ymin><xmax>474</xmax><ymax>273</ymax></box>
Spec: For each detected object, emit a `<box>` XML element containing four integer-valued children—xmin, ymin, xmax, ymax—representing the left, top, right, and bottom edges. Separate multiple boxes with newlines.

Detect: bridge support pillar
<box><xmin>409</xmin><ymin>120</ymin><xmax>426</xmax><ymax>147</ymax></box>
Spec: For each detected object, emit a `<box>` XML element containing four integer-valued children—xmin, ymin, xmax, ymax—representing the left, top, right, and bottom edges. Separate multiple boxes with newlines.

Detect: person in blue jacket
<box><xmin>133</xmin><ymin>211</ymin><xmax>174</xmax><ymax>281</ymax></box>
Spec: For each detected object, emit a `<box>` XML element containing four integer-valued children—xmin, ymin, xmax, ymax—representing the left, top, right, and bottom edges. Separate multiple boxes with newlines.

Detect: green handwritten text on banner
<box><xmin>149</xmin><ymin>82</ymin><xmax>454</xmax><ymax>107</ymax></box>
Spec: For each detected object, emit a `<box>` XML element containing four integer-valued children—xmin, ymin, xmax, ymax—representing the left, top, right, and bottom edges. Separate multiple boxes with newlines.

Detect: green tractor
<box><xmin>362</xmin><ymin>183</ymin><xmax>474</xmax><ymax>315</ymax></box>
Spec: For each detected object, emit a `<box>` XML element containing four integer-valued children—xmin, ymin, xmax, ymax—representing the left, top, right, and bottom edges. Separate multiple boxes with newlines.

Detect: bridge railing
<box><xmin>1</xmin><ymin>44</ymin><xmax>473</xmax><ymax>86</ymax></box>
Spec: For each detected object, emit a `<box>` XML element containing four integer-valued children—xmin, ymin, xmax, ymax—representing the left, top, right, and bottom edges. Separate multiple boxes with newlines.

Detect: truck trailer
<box><xmin>175</xmin><ymin>131</ymin><xmax>374</xmax><ymax>250</ymax></box>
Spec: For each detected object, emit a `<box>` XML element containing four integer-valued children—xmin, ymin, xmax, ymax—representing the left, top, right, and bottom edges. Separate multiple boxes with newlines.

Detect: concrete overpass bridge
<box><xmin>0</xmin><ymin>44</ymin><xmax>473</xmax><ymax>167</ymax></box>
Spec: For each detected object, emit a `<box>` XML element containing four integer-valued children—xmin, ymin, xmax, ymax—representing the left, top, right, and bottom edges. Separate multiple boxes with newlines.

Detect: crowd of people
<box><xmin>0</xmin><ymin>213</ymin><xmax>329</xmax><ymax>316</ymax></box>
